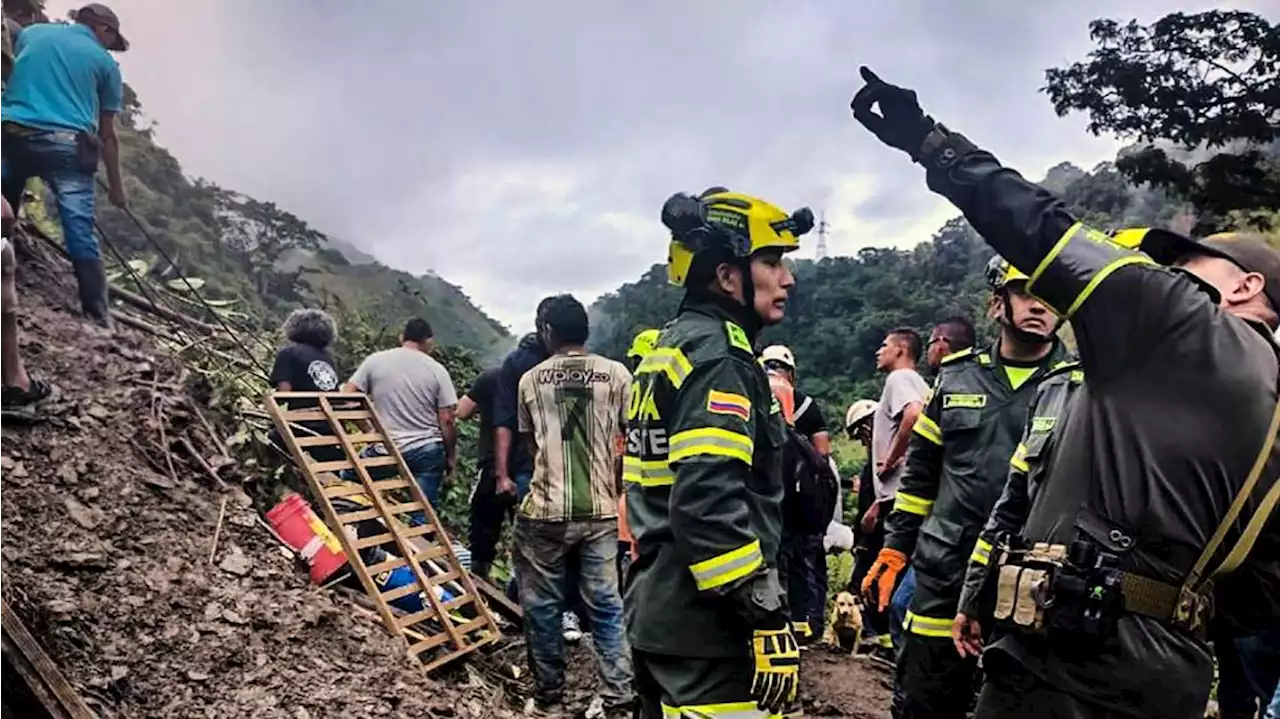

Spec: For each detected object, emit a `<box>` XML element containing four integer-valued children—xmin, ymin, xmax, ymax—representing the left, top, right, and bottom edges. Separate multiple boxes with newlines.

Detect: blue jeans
<box><xmin>889</xmin><ymin>566</ymin><xmax>916</xmax><ymax>653</ymax></box>
<box><xmin>1</xmin><ymin>131</ymin><xmax>99</xmax><ymax>261</ymax></box>
<box><xmin>514</xmin><ymin>517</ymin><xmax>632</xmax><ymax>704</ymax></box>
<box><xmin>342</xmin><ymin>442</ymin><xmax>445</xmax><ymax>525</ymax></box>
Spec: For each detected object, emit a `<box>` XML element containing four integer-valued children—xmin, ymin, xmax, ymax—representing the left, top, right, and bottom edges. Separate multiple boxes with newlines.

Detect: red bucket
<box><xmin>266</xmin><ymin>493</ymin><xmax>348</xmax><ymax>583</ymax></box>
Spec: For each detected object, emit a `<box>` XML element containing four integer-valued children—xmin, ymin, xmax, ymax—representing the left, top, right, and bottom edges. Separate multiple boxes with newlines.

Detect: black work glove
<box><xmin>724</xmin><ymin>569</ymin><xmax>789</xmax><ymax>631</ymax></box>
<box><xmin>850</xmin><ymin>66</ymin><xmax>937</xmax><ymax>160</ymax></box>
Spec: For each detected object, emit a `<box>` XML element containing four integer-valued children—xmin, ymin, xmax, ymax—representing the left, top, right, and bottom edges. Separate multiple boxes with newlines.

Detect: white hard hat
<box><xmin>761</xmin><ymin>345</ymin><xmax>796</xmax><ymax>370</ymax></box>
<box><xmin>844</xmin><ymin>399</ymin><xmax>878</xmax><ymax>431</ymax></box>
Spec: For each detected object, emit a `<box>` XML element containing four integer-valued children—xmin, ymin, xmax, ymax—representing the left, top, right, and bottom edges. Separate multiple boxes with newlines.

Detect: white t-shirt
<box><xmin>871</xmin><ymin>367</ymin><xmax>929</xmax><ymax>502</ymax></box>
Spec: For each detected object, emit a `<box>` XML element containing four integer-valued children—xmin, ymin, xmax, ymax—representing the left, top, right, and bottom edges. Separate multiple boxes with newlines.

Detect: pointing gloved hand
<box><xmin>850</xmin><ymin>66</ymin><xmax>937</xmax><ymax>160</ymax></box>
<box><xmin>861</xmin><ymin>547</ymin><xmax>909</xmax><ymax>612</ymax></box>
<box><xmin>750</xmin><ymin>625</ymin><xmax>800</xmax><ymax>714</ymax></box>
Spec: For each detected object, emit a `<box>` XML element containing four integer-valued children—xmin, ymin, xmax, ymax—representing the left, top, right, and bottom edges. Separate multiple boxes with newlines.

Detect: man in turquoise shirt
<box><xmin>1</xmin><ymin>3</ymin><xmax>129</xmax><ymax>328</ymax></box>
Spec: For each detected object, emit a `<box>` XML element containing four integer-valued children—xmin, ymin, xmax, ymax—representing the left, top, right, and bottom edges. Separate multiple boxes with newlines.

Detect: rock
<box><xmin>293</xmin><ymin>710</ymin><xmax>312</xmax><ymax>719</ymax></box>
<box><xmin>186</xmin><ymin>669</ymin><xmax>210</xmax><ymax>682</ymax></box>
<box><xmin>218</xmin><ymin>547</ymin><xmax>253</xmax><ymax>577</ymax></box>
<box><xmin>86</xmin><ymin>404</ymin><xmax>110</xmax><ymax>420</ymax></box>
<box><xmin>45</xmin><ymin>599</ymin><xmax>78</xmax><ymax>617</ymax></box>
<box><xmin>79</xmin><ymin>487</ymin><xmax>100</xmax><ymax>501</ymax></box>
<box><xmin>10</xmin><ymin>461</ymin><xmax>28</xmax><ymax>478</ymax></box>
<box><xmin>141</xmin><ymin>473</ymin><xmax>176</xmax><ymax>490</ymax></box>
<box><xmin>51</xmin><ymin>552</ymin><xmax>111</xmax><ymax>571</ymax></box>
<box><xmin>203</xmin><ymin>602</ymin><xmax>222</xmax><ymax>622</ymax></box>
<box><xmin>110</xmin><ymin>665</ymin><xmax>128</xmax><ymax>682</ymax></box>
<box><xmin>230</xmin><ymin>489</ymin><xmax>253</xmax><ymax>509</ymax></box>
<box><xmin>228</xmin><ymin>512</ymin><xmax>256</xmax><ymax>528</ymax></box>
<box><xmin>222</xmin><ymin>609</ymin><xmax>248</xmax><ymax>626</ymax></box>
<box><xmin>0</xmin><ymin>455</ymin><xmax>13</xmax><ymax>471</ymax></box>
<box><xmin>63</xmin><ymin>498</ymin><xmax>99</xmax><ymax>529</ymax></box>
<box><xmin>56</xmin><ymin>464</ymin><xmax>79</xmax><ymax>485</ymax></box>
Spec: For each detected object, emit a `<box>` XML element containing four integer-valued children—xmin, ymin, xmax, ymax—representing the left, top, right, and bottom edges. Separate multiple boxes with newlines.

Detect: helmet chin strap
<box><xmin>1000</xmin><ymin>294</ymin><xmax>1055</xmax><ymax>346</ymax></box>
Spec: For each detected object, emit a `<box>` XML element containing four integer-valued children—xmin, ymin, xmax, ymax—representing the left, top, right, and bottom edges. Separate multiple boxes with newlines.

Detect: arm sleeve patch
<box><xmin>707</xmin><ymin>390</ymin><xmax>752</xmax><ymax>421</ymax></box>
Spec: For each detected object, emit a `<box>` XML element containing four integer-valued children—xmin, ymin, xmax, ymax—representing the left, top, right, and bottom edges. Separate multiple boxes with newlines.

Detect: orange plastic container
<box><xmin>266</xmin><ymin>493</ymin><xmax>348</xmax><ymax>583</ymax></box>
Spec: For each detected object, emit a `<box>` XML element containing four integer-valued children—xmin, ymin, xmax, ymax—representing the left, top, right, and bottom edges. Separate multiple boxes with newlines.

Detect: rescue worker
<box><xmin>861</xmin><ymin>256</ymin><xmax>1071</xmax><ymax>719</ymax></box>
<box><xmin>628</xmin><ymin>329</ymin><xmax>661</xmax><ymax>372</ymax></box>
<box><xmin>626</xmin><ymin>187</ymin><xmax>813</xmax><ymax>718</ymax></box>
<box><xmin>952</xmin><ymin>359</ymin><xmax>1084</xmax><ymax>653</ymax></box>
<box><xmin>762</xmin><ymin>344</ymin><xmax>832</xmax><ymax>644</ymax></box>
<box><xmin>852</xmin><ymin>66</ymin><xmax>1280</xmax><ymax>719</ymax></box>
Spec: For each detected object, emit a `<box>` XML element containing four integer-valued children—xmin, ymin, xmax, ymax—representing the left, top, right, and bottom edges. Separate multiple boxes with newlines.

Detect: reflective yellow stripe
<box><xmin>622</xmin><ymin>456</ymin><xmax>674</xmax><ymax>487</ymax></box>
<box><xmin>662</xmin><ymin>701</ymin><xmax>777</xmax><ymax>718</ymax></box>
<box><xmin>876</xmin><ymin>633</ymin><xmax>893</xmax><ymax>649</ymax></box>
<box><xmin>1064</xmin><ymin>255</ymin><xmax>1156</xmax><ymax>318</ymax></box>
<box><xmin>689</xmin><ymin>539</ymin><xmax>763</xmax><ymax>591</ymax></box>
<box><xmin>912</xmin><ymin>414</ymin><xmax>942</xmax><ymax>445</ymax></box>
<box><xmin>1010</xmin><ymin>443</ymin><xmax>1030</xmax><ymax>473</ymax></box>
<box><xmin>893</xmin><ymin>491</ymin><xmax>933</xmax><ymax>517</ymax></box>
<box><xmin>637</xmin><ymin>348</ymin><xmax>693</xmax><ymax>389</ymax></box>
<box><xmin>971</xmin><ymin>538</ymin><xmax>992</xmax><ymax>566</ymax></box>
<box><xmin>904</xmin><ymin>611</ymin><xmax>952</xmax><ymax>638</ymax></box>
<box><xmin>1027</xmin><ymin>221</ymin><xmax>1157</xmax><ymax>319</ymax></box>
<box><xmin>669</xmin><ymin>427</ymin><xmax>753</xmax><ymax>465</ymax></box>
<box><xmin>791</xmin><ymin>620</ymin><xmax>812</xmax><ymax>638</ymax></box>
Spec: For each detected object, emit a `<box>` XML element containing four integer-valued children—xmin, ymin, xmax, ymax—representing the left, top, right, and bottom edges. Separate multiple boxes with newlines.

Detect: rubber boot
<box><xmin>71</xmin><ymin>259</ymin><xmax>113</xmax><ymax>329</ymax></box>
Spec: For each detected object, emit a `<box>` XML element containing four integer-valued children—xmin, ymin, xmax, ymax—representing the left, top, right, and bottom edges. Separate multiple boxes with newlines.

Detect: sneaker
<box><xmin>562</xmin><ymin>612</ymin><xmax>583</xmax><ymax>644</ymax></box>
<box><xmin>1</xmin><ymin>379</ymin><xmax>57</xmax><ymax>409</ymax></box>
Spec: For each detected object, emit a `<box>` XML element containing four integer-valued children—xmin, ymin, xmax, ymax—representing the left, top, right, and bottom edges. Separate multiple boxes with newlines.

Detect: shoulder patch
<box><xmin>707</xmin><ymin>390</ymin><xmax>751</xmax><ymax>421</ymax></box>
<box><xmin>1030</xmin><ymin>416</ymin><xmax>1056</xmax><ymax>433</ymax></box>
<box><xmin>724</xmin><ymin>322</ymin><xmax>753</xmax><ymax>354</ymax></box>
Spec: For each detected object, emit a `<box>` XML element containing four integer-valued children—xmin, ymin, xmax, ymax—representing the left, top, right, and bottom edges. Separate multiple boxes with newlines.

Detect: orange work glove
<box><xmin>860</xmin><ymin>548</ymin><xmax>908</xmax><ymax>612</ymax></box>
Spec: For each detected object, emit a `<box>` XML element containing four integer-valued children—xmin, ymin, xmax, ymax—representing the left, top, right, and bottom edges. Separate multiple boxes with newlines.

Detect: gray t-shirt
<box><xmin>347</xmin><ymin>347</ymin><xmax>458</xmax><ymax>452</ymax></box>
<box><xmin>871</xmin><ymin>367</ymin><xmax>929</xmax><ymax>502</ymax></box>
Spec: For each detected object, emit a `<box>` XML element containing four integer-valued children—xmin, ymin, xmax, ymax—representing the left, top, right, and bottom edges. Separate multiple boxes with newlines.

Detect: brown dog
<box><xmin>821</xmin><ymin>591</ymin><xmax>864</xmax><ymax>654</ymax></box>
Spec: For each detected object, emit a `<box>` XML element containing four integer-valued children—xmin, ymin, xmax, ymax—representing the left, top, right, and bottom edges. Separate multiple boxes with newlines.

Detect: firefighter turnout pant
<box><xmin>896</xmin><ymin>622</ymin><xmax>978</xmax><ymax>719</ymax></box>
<box><xmin>635</xmin><ymin>650</ymin><xmax>779</xmax><ymax>719</ymax></box>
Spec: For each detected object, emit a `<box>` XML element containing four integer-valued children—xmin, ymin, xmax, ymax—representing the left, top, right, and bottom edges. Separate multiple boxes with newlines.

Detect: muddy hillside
<box><xmin>1</xmin><ymin>228</ymin><xmax>893</xmax><ymax>718</ymax></box>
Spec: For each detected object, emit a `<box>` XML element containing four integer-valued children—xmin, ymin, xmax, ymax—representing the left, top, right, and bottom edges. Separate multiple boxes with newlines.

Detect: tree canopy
<box><xmin>1043</xmin><ymin>10</ymin><xmax>1279</xmax><ymax>232</ymax></box>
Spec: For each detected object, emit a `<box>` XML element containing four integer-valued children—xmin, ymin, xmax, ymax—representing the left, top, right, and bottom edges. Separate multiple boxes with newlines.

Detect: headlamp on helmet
<box><xmin>663</xmin><ymin>187</ymin><xmax>813</xmax><ymax>287</ymax></box>
<box><xmin>985</xmin><ymin>256</ymin><xmax>1030</xmax><ymax>293</ymax></box>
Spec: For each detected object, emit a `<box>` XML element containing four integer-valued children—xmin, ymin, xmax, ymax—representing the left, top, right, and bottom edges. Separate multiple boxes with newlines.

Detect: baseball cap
<box><xmin>1141</xmin><ymin>228</ymin><xmax>1280</xmax><ymax>314</ymax></box>
<box><xmin>76</xmin><ymin>3</ymin><xmax>128</xmax><ymax>52</ymax></box>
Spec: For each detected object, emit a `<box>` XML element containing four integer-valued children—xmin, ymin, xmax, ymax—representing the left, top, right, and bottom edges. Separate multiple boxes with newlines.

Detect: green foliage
<box><xmin>1043</xmin><ymin>10</ymin><xmax>1280</xmax><ymax>232</ymax></box>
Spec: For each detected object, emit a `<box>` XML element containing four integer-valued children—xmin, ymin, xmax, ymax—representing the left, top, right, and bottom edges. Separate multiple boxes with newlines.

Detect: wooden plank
<box><xmin>1</xmin><ymin>599</ymin><xmax>97</xmax><ymax>719</ymax></box>
<box><xmin>469</xmin><ymin>572</ymin><xmax>523</xmax><ymax>625</ymax></box>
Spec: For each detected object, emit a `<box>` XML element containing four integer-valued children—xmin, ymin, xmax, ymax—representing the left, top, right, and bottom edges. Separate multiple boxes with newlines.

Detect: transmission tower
<box><xmin>815</xmin><ymin>212</ymin><xmax>829</xmax><ymax>260</ymax></box>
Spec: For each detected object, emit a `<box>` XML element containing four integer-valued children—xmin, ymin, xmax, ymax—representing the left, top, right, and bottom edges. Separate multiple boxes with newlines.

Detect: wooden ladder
<box><xmin>265</xmin><ymin>391</ymin><xmax>500</xmax><ymax>673</ymax></box>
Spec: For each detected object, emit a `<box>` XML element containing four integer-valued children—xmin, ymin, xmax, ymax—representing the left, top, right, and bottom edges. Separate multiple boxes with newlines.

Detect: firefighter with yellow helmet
<box><xmin>627</xmin><ymin>328</ymin><xmax>661</xmax><ymax>371</ymax></box>
<box><xmin>625</xmin><ymin>187</ymin><xmax>813</xmax><ymax>718</ymax></box>
<box><xmin>862</xmin><ymin>252</ymin><xmax>1070</xmax><ymax>719</ymax></box>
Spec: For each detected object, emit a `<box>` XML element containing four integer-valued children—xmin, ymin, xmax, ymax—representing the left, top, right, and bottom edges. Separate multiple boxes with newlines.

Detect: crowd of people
<box><xmin>3</xmin><ymin>5</ymin><xmax>1278</xmax><ymax>718</ymax></box>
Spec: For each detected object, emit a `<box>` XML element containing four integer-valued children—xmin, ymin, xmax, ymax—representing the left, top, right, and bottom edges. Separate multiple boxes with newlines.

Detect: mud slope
<box><xmin>0</xmin><ymin>242</ymin><xmax>533</xmax><ymax>719</ymax></box>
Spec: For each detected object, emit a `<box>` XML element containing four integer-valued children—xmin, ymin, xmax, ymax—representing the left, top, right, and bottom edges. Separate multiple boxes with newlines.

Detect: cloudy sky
<box><xmin>46</xmin><ymin>0</ymin><xmax>1270</xmax><ymax>331</ymax></box>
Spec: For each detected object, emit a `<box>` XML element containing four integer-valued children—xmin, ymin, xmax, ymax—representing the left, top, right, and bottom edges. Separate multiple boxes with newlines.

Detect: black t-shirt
<box><xmin>792</xmin><ymin>388</ymin><xmax>828</xmax><ymax>441</ymax></box>
<box><xmin>270</xmin><ymin>343</ymin><xmax>341</xmax><ymax>442</ymax></box>
<box><xmin>465</xmin><ymin>368</ymin><xmax>501</xmax><ymax>471</ymax></box>
<box><xmin>271</xmin><ymin>343</ymin><xmax>341</xmax><ymax>393</ymax></box>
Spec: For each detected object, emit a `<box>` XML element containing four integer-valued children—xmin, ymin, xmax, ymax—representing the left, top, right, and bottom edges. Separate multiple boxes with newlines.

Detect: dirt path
<box><xmin>802</xmin><ymin>649</ymin><xmax>894</xmax><ymax>718</ymax></box>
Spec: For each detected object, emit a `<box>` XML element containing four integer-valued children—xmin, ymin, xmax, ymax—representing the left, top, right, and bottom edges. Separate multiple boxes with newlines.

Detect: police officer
<box><xmin>852</xmin><ymin>67</ymin><xmax>1280</xmax><ymax>719</ymax></box>
<box><xmin>952</xmin><ymin>358</ymin><xmax>1084</xmax><ymax>657</ymax></box>
<box><xmin>861</xmin><ymin>256</ymin><xmax>1071</xmax><ymax>719</ymax></box>
<box><xmin>625</xmin><ymin>187</ymin><xmax>814</xmax><ymax>718</ymax></box>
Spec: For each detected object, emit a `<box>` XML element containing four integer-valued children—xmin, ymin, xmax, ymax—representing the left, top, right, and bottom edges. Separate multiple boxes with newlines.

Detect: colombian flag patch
<box><xmin>707</xmin><ymin>390</ymin><xmax>751</xmax><ymax>421</ymax></box>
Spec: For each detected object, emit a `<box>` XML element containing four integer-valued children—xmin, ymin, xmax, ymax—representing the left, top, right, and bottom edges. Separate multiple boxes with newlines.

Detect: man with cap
<box><xmin>852</xmin><ymin>66</ymin><xmax>1280</xmax><ymax>719</ymax></box>
<box><xmin>1</xmin><ymin>3</ymin><xmax>129</xmax><ymax>328</ymax></box>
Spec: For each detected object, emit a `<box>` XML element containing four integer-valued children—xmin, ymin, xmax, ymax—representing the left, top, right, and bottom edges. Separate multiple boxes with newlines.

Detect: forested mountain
<box><xmin>587</xmin><ymin>156</ymin><xmax>1224</xmax><ymax>412</ymax></box>
<box><xmin>77</xmin><ymin>85</ymin><xmax>509</xmax><ymax>357</ymax></box>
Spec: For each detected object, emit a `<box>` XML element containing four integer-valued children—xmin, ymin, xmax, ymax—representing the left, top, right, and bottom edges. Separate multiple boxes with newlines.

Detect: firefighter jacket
<box><xmin>883</xmin><ymin>340</ymin><xmax>1071</xmax><ymax>638</ymax></box>
<box><xmin>915</xmin><ymin>128</ymin><xmax>1280</xmax><ymax>719</ymax></box>
<box><xmin>955</xmin><ymin>360</ymin><xmax>1083</xmax><ymax>618</ymax></box>
<box><xmin>623</xmin><ymin>294</ymin><xmax>788</xmax><ymax>659</ymax></box>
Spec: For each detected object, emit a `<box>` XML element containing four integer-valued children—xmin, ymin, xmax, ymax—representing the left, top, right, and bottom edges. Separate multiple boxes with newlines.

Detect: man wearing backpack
<box><xmin>861</xmin><ymin>258</ymin><xmax>1071</xmax><ymax>719</ymax></box>
<box><xmin>762</xmin><ymin>345</ymin><xmax>838</xmax><ymax>646</ymax></box>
